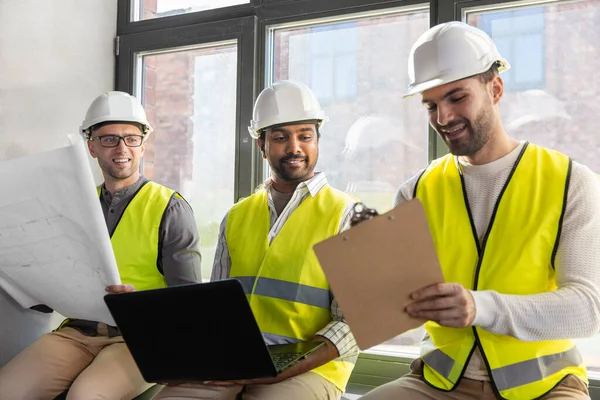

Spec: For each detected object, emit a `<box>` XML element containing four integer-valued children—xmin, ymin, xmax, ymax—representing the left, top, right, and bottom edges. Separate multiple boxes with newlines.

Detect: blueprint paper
<box><xmin>0</xmin><ymin>135</ymin><xmax>120</xmax><ymax>325</ymax></box>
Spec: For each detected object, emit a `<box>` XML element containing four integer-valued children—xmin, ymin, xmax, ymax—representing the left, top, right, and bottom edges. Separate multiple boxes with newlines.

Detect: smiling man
<box><xmin>0</xmin><ymin>91</ymin><xmax>201</xmax><ymax>399</ymax></box>
<box><xmin>361</xmin><ymin>22</ymin><xmax>600</xmax><ymax>400</ymax></box>
<box><xmin>154</xmin><ymin>81</ymin><xmax>359</xmax><ymax>400</ymax></box>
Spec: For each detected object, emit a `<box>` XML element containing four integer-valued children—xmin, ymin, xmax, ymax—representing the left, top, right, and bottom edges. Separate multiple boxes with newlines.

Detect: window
<box><xmin>276</xmin><ymin>22</ymin><xmax>359</xmax><ymax>105</ymax></box>
<box><xmin>136</xmin><ymin>43</ymin><xmax>238</xmax><ymax>281</ymax></box>
<box><xmin>307</xmin><ymin>22</ymin><xmax>358</xmax><ymax>104</ymax></box>
<box><xmin>473</xmin><ymin>7</ymin><xmax>546</xmax><ymax>92</ymax></box>
<box><xmin>467</xmin><ymin>0</ymin><xmax>600</xmax><ymax>174</ymax></box>
<box><xmin>269</xmin><ymin>7</ymin><xmax>430</xmax><ymax>216</ymax></box>
<box><xmin>133</xmin><ymin>0</ymin><xmax>249</xmax><ymax>21</ymax></box>
<box><xmin>467</xmin><ymin>0</ymin><xmax>600</xmax><ymax>375</ymax></box>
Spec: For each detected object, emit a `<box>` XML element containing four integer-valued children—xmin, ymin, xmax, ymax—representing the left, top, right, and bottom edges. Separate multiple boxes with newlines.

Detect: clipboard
<box><xmin>313</xmin><ymin>198</ymin><xmax>445</xmax><ymax>350</ymax></box>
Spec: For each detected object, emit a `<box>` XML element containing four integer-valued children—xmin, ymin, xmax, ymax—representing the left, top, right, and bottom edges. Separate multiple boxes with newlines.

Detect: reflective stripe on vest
<box><xmin>98</xmin><ymin>181</ymin><xmax>173</xmax><ymax>291</ymax></box>
<box><xmin>415</xmin><ymin>143</ymin><xmax>587</xmax><ymax>399</ymax></box>
<box><xmin>421</xmin><ymin>345</ymin><xmax>464</xmax><ymax>385</ymax></box>
<box><xmin>235</xmin><ymin>276</ymin><xmax>330</xmax><ymax>309</ymax></box>
<box><xmin>226</xmin><ymin>185</ymin><xmax>355</xmax><ymax>391</ymax></box>
<box><xmin>422</xmin><ymin>344</ymin><xmax>583</xmax><ymax>392</ymax></box>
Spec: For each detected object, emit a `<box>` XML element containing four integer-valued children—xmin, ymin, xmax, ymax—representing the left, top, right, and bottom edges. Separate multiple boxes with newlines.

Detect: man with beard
<box><xmin>0</xmin><ymin>91</ymin><xmax>201</xmax><ymax>399</ymax></box>
<box><xmin>154</xmin><ymin>81</ymin><xmax>359</xmax><ymax>400</ymax></box>
<box><xmin>361</xmin><ymin>22</ymin><xmax>600</xmax><ymax>400</ymax></box>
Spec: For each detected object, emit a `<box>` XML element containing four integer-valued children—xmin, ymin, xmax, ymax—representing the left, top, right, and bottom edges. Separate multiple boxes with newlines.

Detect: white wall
<box><xmin>0</xmin><ymin>0</ymin><xmax>117</xmax><ymax>366</ymax></box>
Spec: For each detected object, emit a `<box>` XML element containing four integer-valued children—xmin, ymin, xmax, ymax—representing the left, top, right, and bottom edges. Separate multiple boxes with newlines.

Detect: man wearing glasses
<box><xmin>0</xmin><ymin>91</ymin><xmax>202</xmax><ymax>399</ymax></box>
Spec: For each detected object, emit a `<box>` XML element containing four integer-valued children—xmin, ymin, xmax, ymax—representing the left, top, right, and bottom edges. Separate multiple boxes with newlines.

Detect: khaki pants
<box><xmin>153</xmin><ymin>371</ymin><xmax>341</xmax><ymax>400</ymax></box>
<box><xmin>361</xmin><ymin>359</ymin><xmax>590</xmax><ymax>400</ymax></box>
<box><xmin>0</xmin><ymin>325</ymin><xmax>152</xmax><ymax>400</ymax></box>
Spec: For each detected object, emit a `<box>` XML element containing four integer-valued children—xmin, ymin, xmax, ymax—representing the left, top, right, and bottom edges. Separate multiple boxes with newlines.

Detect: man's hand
<box><xmin>406</xmin><ymin>282</ymin><xmax>476</xmax><ymax>328</ymax></box>
<box><xmin>105</xmin><ymin>284</ymin><xmax>136</xmax><ymax>294</ymax></box>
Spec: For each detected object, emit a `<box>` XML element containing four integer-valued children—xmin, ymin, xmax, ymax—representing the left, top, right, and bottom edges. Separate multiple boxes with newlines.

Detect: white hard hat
<box><xmin>80</xmin><ymin>91</ymin><xmax>153</xmax><ymax>138</ymax></box>
<box><xmin>405</xmin><ymin>21</ymin><xmax>510</xmax><ymax>97</ymax></box>
<box><xmin>248</xmin><ymin>80</ymin><xmax>328</xmax><ymax>139</ymax></box>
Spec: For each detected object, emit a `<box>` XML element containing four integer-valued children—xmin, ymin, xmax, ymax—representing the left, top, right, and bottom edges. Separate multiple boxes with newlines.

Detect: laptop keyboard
<box><xmin>271</xmin><ymin>352</ymin><xmax>302</xmax><ymax>370</ymax></box>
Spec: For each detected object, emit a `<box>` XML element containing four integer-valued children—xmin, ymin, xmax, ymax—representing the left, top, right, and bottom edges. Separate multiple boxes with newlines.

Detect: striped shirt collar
<box><xmin>263</xmin><ymin>172</ymin><xmax>328</xmax><ymax>198</ymax></box>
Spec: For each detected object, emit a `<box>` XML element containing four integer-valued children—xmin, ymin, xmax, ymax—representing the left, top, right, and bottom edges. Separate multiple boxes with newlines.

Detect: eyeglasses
<box><xmin>89</xmin><ymin>135</ymin><xmax>144</xmax><ymax>148</ymax></box>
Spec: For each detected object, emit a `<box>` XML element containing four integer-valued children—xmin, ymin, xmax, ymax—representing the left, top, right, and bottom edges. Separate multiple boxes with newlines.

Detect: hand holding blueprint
<box><xmin>0</xmin><ymin>135</ymin><xmax>120</xmax><ymax>325</ymax></box>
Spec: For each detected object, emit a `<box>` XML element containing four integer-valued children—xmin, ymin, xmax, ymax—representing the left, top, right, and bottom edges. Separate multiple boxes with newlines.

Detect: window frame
<box><xmin>116</xmin><ymin>0</ymin><xmax>600</xmax><ymax>396</ymax></box>
<box><xmin>116</xmin><ymin>14</ymin><xmax>259</xmax><ymax>202</ymax></box>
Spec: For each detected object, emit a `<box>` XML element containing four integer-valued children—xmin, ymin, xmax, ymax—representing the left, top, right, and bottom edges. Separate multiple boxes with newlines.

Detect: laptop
<box><xmin>103</xmin><ymin>279</ymin><xmax>324</xmax><ymax>383</ymax></box>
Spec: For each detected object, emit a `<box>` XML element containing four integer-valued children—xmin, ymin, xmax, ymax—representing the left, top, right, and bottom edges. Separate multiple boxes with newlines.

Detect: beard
<box><xmin>437</xmin><ymin>107</ymin><xmax>495</xmax><ymax>157</ymax></box>
<box><xmin>271</xmin><ymin>152</ymin><xmax>317</xmax><ymax>183</ymax></box>
<box><xmin>98</xmin><ymin>157</ymin><xmax>139</xmax><ymax>181</ymax></box>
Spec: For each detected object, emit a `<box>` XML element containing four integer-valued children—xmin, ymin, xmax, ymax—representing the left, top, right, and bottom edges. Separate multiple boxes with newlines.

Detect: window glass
<box><xmin>137</xmin><ymin>43</ymin><xmax>238</xmax><ymax>281</ymax></box>
<box><xmin>134</xmin><ymin>0</ymin><xmax>249</xmax><ymax>21</ymax></box>
<box><xmin>478</xmin><ymin>7</ymin><xmax>546</xmax><ymax>91</ymax></box>
<box><xmin>270</xmin><ymin>8</ymin><xmax>430</xmax><ymax>213</ymax></box>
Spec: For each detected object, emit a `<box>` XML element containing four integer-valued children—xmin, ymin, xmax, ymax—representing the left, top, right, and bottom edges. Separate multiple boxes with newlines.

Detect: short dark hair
<box><xmin>477</xmin><ymin>64</ymin><xmax>500</xmax><ymax>84</ymax></box>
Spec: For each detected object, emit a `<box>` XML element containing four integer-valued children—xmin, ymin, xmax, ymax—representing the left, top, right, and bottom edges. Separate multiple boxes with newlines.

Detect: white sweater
<box><xmin>395</xmin><ymin>142</ymin><xmax>600</xmax><ymax>380</ymax></box>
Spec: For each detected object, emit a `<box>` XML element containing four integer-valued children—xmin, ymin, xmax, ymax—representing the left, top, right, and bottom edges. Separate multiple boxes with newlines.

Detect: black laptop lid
<box><xmin>104</xmin><ymin>279</ymin><xmax>278</xmax><ymax>382</ymax></box>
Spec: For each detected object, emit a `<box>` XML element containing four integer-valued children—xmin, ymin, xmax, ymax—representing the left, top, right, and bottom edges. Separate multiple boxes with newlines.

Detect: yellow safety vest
<box><xmin>98</xmin><ymin>181</ymin><xmax>174</xmax><ymax>291</ymax></box>
<box><xmin>415</xmin><ymin>143</ymin><xmax>587</xmax><ymax>399</ymax></box>
<box><xmin>226</xmin><ymin>185</ymin><xmax>355</xmax><ymax>391</ymax></box>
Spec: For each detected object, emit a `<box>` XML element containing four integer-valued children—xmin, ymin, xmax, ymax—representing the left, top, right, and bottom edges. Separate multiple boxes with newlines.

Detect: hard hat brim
<box><xmin>248</xmin><ymin>117</ymin><xmax>327</xmax><ymax>140</ymax></box>
<box><xmin>403</xmin><ymin>78</ymin><xmax>445</xmax><ymax>98</ymax></box>
<box><xmin>404</xmin><ymin>59</ymin><xmax>511</xmax><ymax>98</ymax></box>
<box><xmin>82</xmin><ymin>117</ymin><xmax>153</xmax><ymax>133</ymax></box>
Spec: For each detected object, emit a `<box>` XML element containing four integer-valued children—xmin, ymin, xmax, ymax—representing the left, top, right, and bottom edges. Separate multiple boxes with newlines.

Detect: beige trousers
<box><xmin>0</xmin><ymin>325</ymin><xmax>153</xmax><ymax>400</ymax></box>
<box><xmin>361</xmin><ymin>359</ymin><xmax>590</xmax><ymax>400</ymax></box>
<box><xmin>153</xmin><ymin>371</ymin><xmax>341</xmax><ymax>400</ymax></box>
